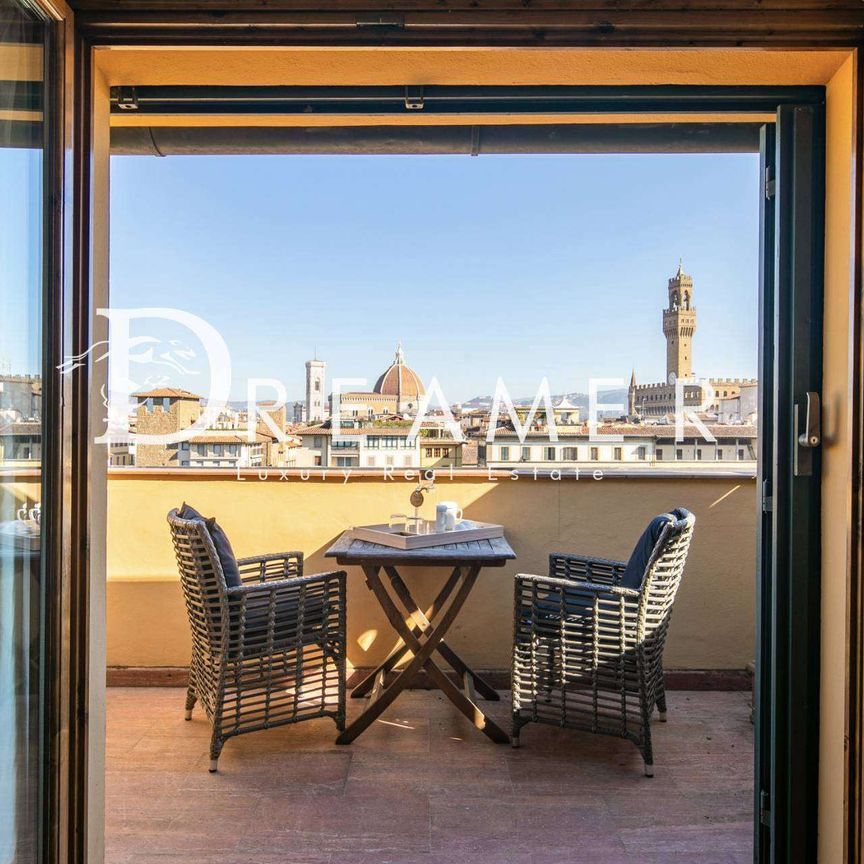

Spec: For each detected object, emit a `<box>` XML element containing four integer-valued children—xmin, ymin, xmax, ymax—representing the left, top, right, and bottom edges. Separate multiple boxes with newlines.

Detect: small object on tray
<box><xmin>348</xmin><ymin>519</ymin><xmax>504</xmax><ymax>550</ymax></box>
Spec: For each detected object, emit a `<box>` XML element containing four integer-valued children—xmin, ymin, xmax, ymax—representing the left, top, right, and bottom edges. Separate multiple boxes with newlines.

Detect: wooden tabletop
<box><xmin>325</xmin><ymin>531</ymin><xmax>516</xmax><ymax>568</ymax></box>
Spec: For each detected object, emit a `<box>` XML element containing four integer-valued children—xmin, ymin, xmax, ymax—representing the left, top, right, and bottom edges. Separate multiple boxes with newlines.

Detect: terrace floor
<box><xmin>106</xmin><ymin>687</ymin><xmax>753</xmax><ymax>864</ymax></box>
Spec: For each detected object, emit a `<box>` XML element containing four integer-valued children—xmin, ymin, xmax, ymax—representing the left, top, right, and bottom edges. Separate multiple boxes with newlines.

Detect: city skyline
<box><xmin>108</xmin><ymin>152</ymin><xmax>761</xmax><ymax>402</ymax></box>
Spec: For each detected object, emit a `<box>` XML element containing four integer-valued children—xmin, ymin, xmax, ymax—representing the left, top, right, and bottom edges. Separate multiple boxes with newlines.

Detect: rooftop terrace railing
<box><xmin>102</xmin><ymin>469</ymin><xmax>757</xmax><ymax>678</ymax></box>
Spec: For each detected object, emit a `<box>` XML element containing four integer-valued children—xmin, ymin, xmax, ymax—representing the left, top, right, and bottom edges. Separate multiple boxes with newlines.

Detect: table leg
<box><xmin>349</xmin><ymin>566</ymin><xmax>462</xmax><ymax>698</ymax></box>
<box><xmin>384</xmin><ymin>565</ymin><xmax>501</xmax><ymax>702</ymax></box>
<box><xmin>337</xmin><ymin>565</ymin><xmax>508</xmax><ymax>745</ymax></box>
<box><xmin>337</xmin><ymin>565</ymin><xmax>484</xmax><ymax>745</ymax></box>
<box><xmin>378</xmin><ymin>565</ymin><xmax>507</xmax><ymax>744</ymax></box>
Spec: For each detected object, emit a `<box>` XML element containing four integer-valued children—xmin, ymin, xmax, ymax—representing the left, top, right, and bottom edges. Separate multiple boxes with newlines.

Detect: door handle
<box><xmin>797</xmin><ymin>391</ymin><xmax>821</xmax><ymax>448</ymax></box>
<box><xmin>794</xmin><ymin>391</ymin><xmax>821</xmax><ymax>477</ymax></box>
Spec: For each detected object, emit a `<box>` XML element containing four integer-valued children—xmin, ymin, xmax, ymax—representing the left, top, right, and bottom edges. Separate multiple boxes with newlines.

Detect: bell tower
<box><xmin>662</xmin><ymin>260</ymin><xmax>696</xmax><ymax>382</ymax></box>
<box><xmin>305</xmin><ymin>356</ymin><xmax>326</xmax><ymax>423</ymax></box>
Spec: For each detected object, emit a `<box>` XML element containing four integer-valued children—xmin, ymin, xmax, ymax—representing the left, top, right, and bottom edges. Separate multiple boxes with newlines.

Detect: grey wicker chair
<box><xmin>167</xmin><ymin>508</ymin><xmax>347</xmax><ymax>771</ymax></box>
<box><xmin>511</xmin><ymin>509</ymin><xmax>696</xmax><ymax>776</ymax></box>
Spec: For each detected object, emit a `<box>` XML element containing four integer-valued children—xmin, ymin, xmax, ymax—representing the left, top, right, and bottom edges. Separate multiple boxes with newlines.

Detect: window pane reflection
<box><xmin>0</xmin><ymin>3</ymin><xmax>46</xmax><ymax>863</ymax></box>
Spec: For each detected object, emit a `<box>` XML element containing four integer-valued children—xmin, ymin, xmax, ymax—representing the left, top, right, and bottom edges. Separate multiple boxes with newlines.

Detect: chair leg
<box><xmin>655</xmin><ymin>666</ymin><xmax>668</xmax><ymax>721</ymax></box>
<box><xmin>334</xmin><ymin>641</ymin><xmax>346</xmax><ymax>732</ymax></box>
<box><xmin>511</xmin><ymin>714</ymin><xmax>525</xmax><ymax>748</ymax></box>
<box><xmin>641</xmin><ymin>714</ymin><xmax>655</xmax><ymax>777</ymax></box>
<box><xmin>335</xmin><ymin>670</ymin><xmax>346</xmax><ymax>732</ymax></box>
<box><xmin>184</xmin><ymin>684</ymin><xmax>197</xmax><ymax>721</ymax></box>
<box><xmin>656</xmin><ymin>690</ymin><xmax>668</xmax><ymax>723</ymax></box>
<box><xmin>209</xmin><ymin>733</ymin><xmax>223</xmax><ymax>773</ymax></box>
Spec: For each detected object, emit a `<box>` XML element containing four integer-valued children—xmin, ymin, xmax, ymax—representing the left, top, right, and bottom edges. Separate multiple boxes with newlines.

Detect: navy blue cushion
<box><xmin>178</xmin><ymin>502</ymin><xmax>242</xmax><ymax>589</ymax></box>
<box><xmin>620</xmin><ymin>508</ymin><xmax>690</xmax><ymax>590</ymax></box>
<box><xmin>236</xmin><ymin>594</ymin><xmax>327</xmax><ymax>657</ymax></box>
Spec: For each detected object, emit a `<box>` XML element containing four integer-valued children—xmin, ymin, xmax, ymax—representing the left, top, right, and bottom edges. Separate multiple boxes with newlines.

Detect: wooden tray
<box><xmin>348</xmin><ymin>519</ymin><xmax>504</xmax><ymax>550</ymax></box>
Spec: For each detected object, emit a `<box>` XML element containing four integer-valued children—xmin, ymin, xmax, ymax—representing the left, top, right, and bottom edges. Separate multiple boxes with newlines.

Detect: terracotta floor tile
<box><xmin>429</xmin><ymin>796</ymin><xmax>625</xmax><ymax>856</ymax></box>
<box><xmin>238</xmin><ymin>791</ymin><xmax>431</xmax><ymax>854</ymax></box>
<box><xmin>619</xmin><ymin>821</ymin><xmax>754</xmax><ymax>855</ymax></box>
<box><xmin>338</xmin><ymin>854</ymin><xmax>533</xmax><ymax>864</ymax></box>
<box><xmin>122</xmin><ymin>855</ymin><xmax>330</xmax><ymax>864</ymax></box>
<box><xmin>104</xmin><ymin>687</ymin><xmax>753</xmax><ymax>864</ymax></box>
<box><xmin>346</xmin><ymin>753</ymin><xmax>513</xmax><ymax>797</ymax></box>
<box><xmin>179</xmin><ymin>751</ymin><xmax>353</xmax><ymax>796</ymax></box>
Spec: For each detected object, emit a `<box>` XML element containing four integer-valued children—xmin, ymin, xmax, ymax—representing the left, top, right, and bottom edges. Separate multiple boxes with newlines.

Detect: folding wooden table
<box><xmin>325</xmin><ymin>532</ymin><xmax>516</xmax><ymax>745</ymax></box>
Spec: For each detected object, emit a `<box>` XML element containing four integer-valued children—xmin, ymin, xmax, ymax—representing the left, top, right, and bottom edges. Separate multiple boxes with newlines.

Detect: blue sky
<box><xmin>109</xmin><ymin>152</ymin><xmax>760</xmax><ymax>402</ymax></box>
<box><xmin>1</xmin><ymin>148</ymin><xmax>43</xmax><ymax>377</ymax></box>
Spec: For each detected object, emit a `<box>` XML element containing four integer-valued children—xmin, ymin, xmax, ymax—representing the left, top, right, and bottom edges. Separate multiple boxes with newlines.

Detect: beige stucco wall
<box><xmin>819</xmin><ymin>54</ymin><xmax>856</xmax><ymax>864</ymax></box>
<box><xmin>106</xmin><ymin>473</ymin><xmax>757</xmax><ymax>671</ymax></box>
<box><xmin>98</xmin><ymin>47</ymin><xmax>849</xmax><ymax>90</ymax></box>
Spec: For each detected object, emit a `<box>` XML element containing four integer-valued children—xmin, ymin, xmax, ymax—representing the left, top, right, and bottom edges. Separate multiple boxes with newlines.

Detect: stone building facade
<box><xmin>0</xmin><ymin>374</ymin><xmax>42</xmax><ymax>464</ymax></box>
<box><xmin>629</xmin><ymin>263</ymin><xmax>757</xmax><ymax>417</ymax></box>
<box><xmin>133</xmin><ymin>388</ymin><xmax>202</xmax><ymax>467</ymax></box>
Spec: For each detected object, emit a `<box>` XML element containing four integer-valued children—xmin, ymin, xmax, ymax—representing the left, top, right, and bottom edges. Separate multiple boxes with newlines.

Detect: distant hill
<box><xmin>460</xmin><ymin>389</ymin><xmax>629</xmax><ymax>414</ymax></box>
<box><xmin>226</xmin><ymin>389</ymin><xmax>631</xmax><ymax>417</ymax></box>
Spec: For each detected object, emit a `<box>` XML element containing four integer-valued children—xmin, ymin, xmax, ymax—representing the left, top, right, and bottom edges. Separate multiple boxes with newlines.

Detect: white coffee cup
<box><xmin>436</xmin><ymin>501</ymin><xmax>463</xmax><ymax>532</ymax></box>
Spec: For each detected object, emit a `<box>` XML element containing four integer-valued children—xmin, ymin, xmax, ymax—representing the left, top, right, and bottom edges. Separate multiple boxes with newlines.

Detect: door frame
<box><xmin>847</xmin><ymin>54</ymin><xmax>864</xmax><ymax>864</ymax></box>
<box><xmin>762</xmin><ymin>102</ymin><xmax>826</xmax><ymax>864</ymax></box>
<box><xmin>13</xmin><ymin>2</ymin><xmax>80</xmax><ymax>864</ymax></box>
<box><xmin>59</xmin><ymin>34</ymin><xmax>857</xmax><ymax>864</ymax></box>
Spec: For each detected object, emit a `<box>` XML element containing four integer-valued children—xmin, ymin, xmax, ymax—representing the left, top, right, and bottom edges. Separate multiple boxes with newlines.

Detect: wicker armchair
<box><xmin>511</xmin><ymin>509</ymin><xmax>696</xmax><ymax>776</ymax></box>
<box><xmin>167</xmin><ymin>508</ymin><xmax>346</xmax><ymax>771</ymax></box>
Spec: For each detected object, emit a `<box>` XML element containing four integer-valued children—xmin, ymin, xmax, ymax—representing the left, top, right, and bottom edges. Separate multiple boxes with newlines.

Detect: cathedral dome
<box><xmin>373</xmin><ymin>343</ymin><xmax>425</xmax><ymax>401</ymax></box>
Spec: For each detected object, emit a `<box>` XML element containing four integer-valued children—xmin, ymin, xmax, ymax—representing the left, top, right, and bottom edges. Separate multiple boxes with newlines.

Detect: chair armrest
<box><xmin>235</xmin><ymin>551</ymin><xmax>304</xmax><ymax>583</ymax></box>
<box><xmin>548</xmin><ymin>552</ymin><xmax>627</xmax><ymax>587</ymax></box>
<box><xmin>514</xmin><ymin>572</ymin><xmax>640</xmax><ymax>647</ymax></box>
<box><xmin>225</xmin><ymin>570</ymin><xmax>346</xmax><ymax>654</ymax></box>
<box><xmin>513</xmin><ymin>574</ymin><xmax>641</xmax><ymax>684</ymax></box>
<box><xmin>227</xmin><ymin>568</ymin><xmax>343</xmax><ymax>602</ymax></box>
<box><xmin>517</xmin><ymin>571</ymin><xmax>639</xmax><ymax>601</ymax></box>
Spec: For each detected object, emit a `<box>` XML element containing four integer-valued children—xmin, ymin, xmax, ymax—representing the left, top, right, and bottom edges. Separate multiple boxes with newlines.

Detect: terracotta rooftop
<box><xmin>187</xmin><ymin>432</ymin><xmax>273</xmax><ymax>444</ymax></box>
<box><xmin>296</xmin><ymin>425</ymin><xmax>415</xmax><ymax>438</ymax></box>
<box><xmin>487</xmin><ymin>423</ymin><xmax>757</xmax><ymax>440</ymax></box>
<box><xmin>133</xmin><ymin>387</ymin><xmax>201</xmax><ymax>400</ymax></box>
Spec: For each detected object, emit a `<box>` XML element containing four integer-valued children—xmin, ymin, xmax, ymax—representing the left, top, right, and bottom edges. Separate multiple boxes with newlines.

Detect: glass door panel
<box><xmin>0</xmin><ymin>2</ymin><xmax>47</xmax><ymax>862</ymax></box>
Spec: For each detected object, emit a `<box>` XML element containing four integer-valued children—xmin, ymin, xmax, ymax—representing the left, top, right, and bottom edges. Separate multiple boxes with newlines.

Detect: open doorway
<box><xmin>5</xmin><ymin>0</ymin><xmax>861</xmax><ymax>851</ymax></box>
<box><xmin>23</xmin><ymin>38</ymin><xmax>824</xmax><ymax>856</ymax></box>
<box><xmin>98</xmin><ymin>103</ymin><xmax>788</xmax><ymax>860</ymax></box>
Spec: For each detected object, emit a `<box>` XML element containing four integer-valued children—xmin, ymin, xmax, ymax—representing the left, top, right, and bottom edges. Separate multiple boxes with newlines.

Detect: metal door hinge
<box><xmin>355</xmin><ymin>13</ymin><xmax>404</xmax><ymax>29</ymax></box>
<box><xmin>114</xmin><ymin>87</ymin><xmax>139</xmax><ymax>111</ymax></box>
<box><xmin>404</xmin><ymin>86</ymin><xmax>424</xmax><ymax>111</ymax></box>
<box><xmin>760</xmin><ymin>790</ymin><xmax>771</xmax><ymax>827</ymax></box>
<box><xmin>762</xmin><ymin>479</ymin><xmax>773</xmax><ymax>513</ymax></box>
<box><xmin>765</xmin><ymin>165</ymin><xmax>776</xmax><ymax>200</ymax></box>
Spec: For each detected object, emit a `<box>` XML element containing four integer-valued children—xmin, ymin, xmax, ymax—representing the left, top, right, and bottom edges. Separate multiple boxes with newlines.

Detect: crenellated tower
<box><xmin>662</xmin><ymin>260</ymin><xmax>696</xmax><ymax>382</ymax></box>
